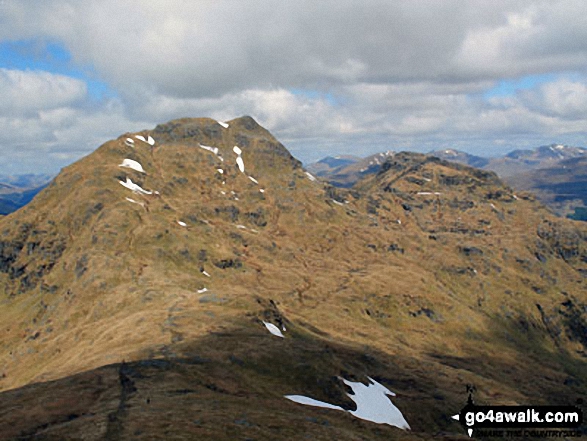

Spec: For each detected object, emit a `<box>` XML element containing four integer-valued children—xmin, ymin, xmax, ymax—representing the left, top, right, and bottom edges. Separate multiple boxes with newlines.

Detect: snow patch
<box><xmin>197</xmin><ymin>288</ymin><xmax>208</xmax><ymax>294</ymax></box>
<box><xmin>263</xmin><ymin>321</ymin><xmax>284</xmax><ymax>338</ymax></box>
<box><xmin>233</xmin><ymin>146</ymin><xmax>245</xmax><ymax>173</ymax></box>
<box><xmin>218</xmin><ymin>121</ymin><xmax>229</xmax><ymax>128</ymax></box>
<box><xmin>119</xmin><ymin>159</ymin><xmax>146</xmax><ymax>173</ymax></box>
<box><xmin>177</xmin><ymin>221</ymin><xmax>187</xmax><ymax>227</ymax></box>
<box><xmin>342</xmin><ymin>377</ymin><xmax>410</xmax><ymax>429</ymax></box>
<box><xmin>135</xmin><ymin>135</ymin><xmax>148</xmax><ymax>143</ymax></box>
<box><xmin>199</xmin><ymin>144</ymin><xmax>219</xmax><ymax>155</ymax></box>
<box><xmin>236</xmin><ymin>156</ymin><xmax>245</xmax><ymax>173</ymax></box>
<box><xmin>119</xmin><ymin>178</ymin><xmax>152</xmax><ymax>195</ymax></box>
<box><xmin>217</xmin><ymin>169</ymin><xmax>224</xmax><ymax>174</ymax></box>
<box><xmin>285</xmin><ymin>377</ymin><xmax>410</xmax><ymax>430</ymax></box>
<box><xmin>125</xmin><ymin>197</ymin><xmax>144</xmax><ymax>207</ymax></box>
<box><xmin>147</xmin><ymin>135</ymin><xmax>155</xmax><ymax>146</ymax></box>
<box><xmin>286</xmin><ymin>396</ymin><xmax>343</xmax><ymax>411</ymax></box>
<box><xmin>202</xmin><ymin>270</ymin><xmax>211</xmax><ymax>277</ymax></box>
<box><xmin>124</xmin><ymin>138</ymin><xmax>135</xmax><ymax>147</ymax></box>
<box><xmin>248</xmin><ymin>176</ymin><xmax>259</xmax><ymax>184</ymax></box>
<box><xmin>305</xmin><ymin>171</ymin><xmax>317</xmax><ymax>182</ymax></box>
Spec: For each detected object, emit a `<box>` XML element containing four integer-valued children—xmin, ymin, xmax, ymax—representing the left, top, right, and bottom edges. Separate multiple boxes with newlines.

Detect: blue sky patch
<box><xmin>482</xmin><ymin>73</ymin><xmax>582</xmax><ymax>99</ymax></box>
<box><xmin>0</xmin><ymin>39</ymin><xmax>116</xmax><ymax>101</ymax></box>
<box><xmin>290</xmin><ymin>88</ymin><xmax>338</xmax><ymax>105</ymax></box>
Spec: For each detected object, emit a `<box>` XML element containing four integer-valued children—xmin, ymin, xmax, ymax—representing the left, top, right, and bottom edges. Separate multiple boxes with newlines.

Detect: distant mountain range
<box><xmin>304</xmin><ymin>155</ymin><xmax>360</xmax><ymax>177</ymax></box>
<box><xmin>425</xmin><ymin>149</ymin><xmax>490</xmax><ymax>169</ymax></box>
<box><xmin>3</xmin><ymin>143</ymin><xmax>586</xmax><ymax>220</ymax></box>
<box><xmin>506</xmin><ymin>155</ymin><xmax>587</xmax><ymax>221</ymax></box>
<box><xmin>306</xmin><ymin>151</ymin><xmax>395</xmax><ymax>187</ymax></box>
<box><xmin>0</xmin><ymin>174</ymin><xmax>53</xmax><ymax>189</ymax></box>
<box><xmin>308</xmin><ymin>144</ymin><xmax>587</xmax><ymax>219</ymax></box>
<box><xmin>0</xmin><ymin>174</ymin><xmax>53</xmax><ymax>215</ymax></box>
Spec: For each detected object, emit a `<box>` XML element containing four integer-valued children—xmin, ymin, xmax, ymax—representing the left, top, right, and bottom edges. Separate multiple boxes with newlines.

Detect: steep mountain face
<box><xmin>0</xmin><ymin>115</ymin><xmax>315</xmax><ymax>384</ymax></box>
<box><xmin>0</xmin><ymin>118</ymin><xmax>586</xmax><ymax>440</ymax></box>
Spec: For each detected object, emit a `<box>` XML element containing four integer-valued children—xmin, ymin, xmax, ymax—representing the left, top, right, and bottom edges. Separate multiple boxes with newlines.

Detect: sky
<box><xmin>1</xmin><ymin>0</ymin><xmax>587</xmax><ymax>174</ymax></box>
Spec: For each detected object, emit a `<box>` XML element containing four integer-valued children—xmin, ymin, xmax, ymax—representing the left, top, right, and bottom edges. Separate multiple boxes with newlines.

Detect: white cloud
<box><xmin>3</xmin><ymin>1</ymin><xmax>587</xmax><ymax>95</ymax></box>
<box><xmin>521</xmin><ymin>79</ymin><xmax>587</xmax><ymax>119</ymax></box>
<box><xmin>0</xmin><ymin>107</ymin><xmax>150</xmax><ymax>174</ymax></box>
<box><xmin>0</xmin><ymin>69</ymin><xmax>87</xmax><ymax>115</ymax></box>
<box><xmin>1</xmin><ymin>1</ymin><xmax>587</xmax><ymax>172</ymax></box>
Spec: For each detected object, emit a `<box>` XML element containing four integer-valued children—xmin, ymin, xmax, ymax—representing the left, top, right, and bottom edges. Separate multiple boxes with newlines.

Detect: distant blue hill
<box><xmin>0</xmin><ymin>174</ymin><xmax>53</xmax><ymax>215</ymax></box>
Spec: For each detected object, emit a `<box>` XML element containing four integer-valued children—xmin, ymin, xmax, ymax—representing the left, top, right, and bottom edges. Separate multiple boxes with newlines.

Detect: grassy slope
<box><xmin>0</xmin><ymin>118</ymin><xmax>586</xmax><ymax>439</ymax></box>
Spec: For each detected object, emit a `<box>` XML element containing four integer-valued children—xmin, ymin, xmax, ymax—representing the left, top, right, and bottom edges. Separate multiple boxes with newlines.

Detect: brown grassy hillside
<box><xmin>0</xmin><ymin>117</ymin><xmax>585</xmax><ymax>440</ymax></box>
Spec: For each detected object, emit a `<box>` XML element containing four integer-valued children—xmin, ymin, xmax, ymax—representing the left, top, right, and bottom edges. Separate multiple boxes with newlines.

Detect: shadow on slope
<box><xmin>0</xmin><ymin>320</ymin><xmax>472</xmax><ymax>441</ymax></box>
<box><xmin>2</xmin><ymin>314</ymin><xmax>586</xmax><ymax>440</ymax></box>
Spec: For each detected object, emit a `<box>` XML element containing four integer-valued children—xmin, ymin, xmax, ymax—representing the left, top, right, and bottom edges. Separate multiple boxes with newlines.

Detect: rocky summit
<box><xmin>0</xmin><ymin>117</ymin><xmax>586</xmax><ymax>440</ymax></box>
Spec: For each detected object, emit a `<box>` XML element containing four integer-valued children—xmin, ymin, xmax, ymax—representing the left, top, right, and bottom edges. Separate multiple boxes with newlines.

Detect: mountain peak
<box><xmin>229</xmin><ymin>115</ymin><xmax>263</xmax><ymax>131</ymax></box>
<box><xmin>152</xmin><ymin>115</ymin><xmax>265</xmax><ymax>142</ymax></box>
<box><xmin>149</xmin><ymin>115</ymin><xmax>302</xmax><ymax>176</ymax></box>
<box><xmin>372</xmin><ymin>151</ymin><xmax>501</xmax><ymax>188</ymax></box>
